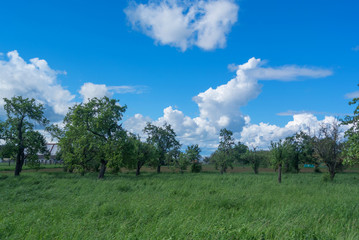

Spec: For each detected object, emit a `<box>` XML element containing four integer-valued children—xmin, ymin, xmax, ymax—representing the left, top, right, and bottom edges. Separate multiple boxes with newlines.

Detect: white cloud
<box><xmin>240</xmin><ymin>114</ymin><xmax>347</xmax><ymax>149</ymax></box>
<box><xmin>352</xmin><ymin>46</ymin><xmax>359</xmax><ymax>51</ymax></box>
<box><xmin>345</xmin><ymin>91</ymin><xmax>359</xmax><ymax>99</ymax></box>
<box><xmin>0</xmin><ymin>50</ymin><xmax>75</xmax><ymax>118</ymax></box>
<box><xmin>125</xmin><ymin>0</ymin><xmax>239</xmax><ymax>51</ymax></box>
<box><xmin>79</xmin><ymin>82</ymin><xmax>147</xmax><ymax>102</ymax></box>
<box><xmin>79</xmin><ymin>83</ymin><xmax>112</xmax><ymax>102</ymax></box>
<box><xmin>125</xmin><ymin>57</ymin><xmax>333</xmax><ymax>152</ymax></box>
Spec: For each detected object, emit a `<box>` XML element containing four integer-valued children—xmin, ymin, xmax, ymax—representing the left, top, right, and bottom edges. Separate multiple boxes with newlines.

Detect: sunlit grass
<box><xmin>0</xmin><ymin>171</ymin><xmax>359</xmax><ymax>239</ymax></box>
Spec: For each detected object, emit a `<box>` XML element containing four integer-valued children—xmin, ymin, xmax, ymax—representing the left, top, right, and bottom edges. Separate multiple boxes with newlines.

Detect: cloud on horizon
<box><xmin>124</xmin><ymin>57</ymin><xmax>333</xmax><ymax>151</ymax></box>
<box><xmin>0</xmin><ymin>50</ymin><xmax>75</xmax><ymax>119</ymax></box>
<box><xmin>125</xmin><ymin>0</ymin><xmax>239</xmax><ymax>51</ymax></box>
<box><xmin>0</xmin><ymin>51</ymin><xmax>145</xmax><ymax>121</ymax></box>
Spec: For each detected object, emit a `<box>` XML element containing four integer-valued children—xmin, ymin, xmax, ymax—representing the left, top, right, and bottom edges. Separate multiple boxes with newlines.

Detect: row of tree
<box><xmin>0</xmin><ymin>96</ymin><xmax>202</xmax><ymax>178</ymax></box>
<box><xmin>2</xmin><ymin>89</ymin><xmax>359</xmax><ymax>180</ymax></box>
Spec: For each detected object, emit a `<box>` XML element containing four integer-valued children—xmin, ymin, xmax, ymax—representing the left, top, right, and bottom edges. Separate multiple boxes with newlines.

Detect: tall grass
<box><xmin>0</xmin><ymin>171</ymin><xmax>358</xmax><ymax>239</ymax></box>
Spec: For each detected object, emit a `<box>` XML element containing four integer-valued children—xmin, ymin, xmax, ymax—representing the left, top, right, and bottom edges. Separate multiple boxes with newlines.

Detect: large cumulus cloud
<box><xmin>124</xmin><ymin>57</ymin><xmax>333</xmax><ymax>151</ymax></box>
<box><xmin>125</xmin><ymin>0</ymin><xmax>239</xmax><ymax>51</ymax></box>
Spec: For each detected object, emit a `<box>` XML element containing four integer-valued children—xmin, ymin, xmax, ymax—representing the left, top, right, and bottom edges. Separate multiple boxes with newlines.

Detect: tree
<box><xmin>123</xmin><ymin>135</ymin><xmax>158</xmax><ymax>176</ymax></box>
<box><xmin>212</xmin><ymin>128</ymin><xmax>235</xmax><ymax>174</ymax></box>
<box><xmin>271</xmin><ymin>140</ymin><xmax>286</xmax><ymax>183</ymax></box>
<box><xmin>342</xmin><ymin>91</ymin><xmax>359</xmax><ymax>165</ymax></box>
<box><xmin>0</xmin><ymin>96</ymin><xmax>49</xmax><ymax>176</ymax></box>
<box><xmin>233</xmin><ymin>141</ymin><xmax>249</xmax><ymax>164</ymax></box>
<box><xmin>243</xmin><ymin>147</ymin><xmax>261</xmax><ymax>174</ymax></box>
<box><xmin>312</xmin><ymin>121</ymin><xmax>343</xmax><ymax>180</ymax></box>
<box><xmin>175</xmin><ymin>152</ymin><xmax>190</xmax><ymax>173</ymax></box>
<box><xmin>60</xmin><ymin>97</ymin><xmax>126</xmax><ymax>179</ymax></box>
<box><xmin>186</xmin><ymin>144</ymin><xmax>202</xmax><ymax>173</ymax></box>
<box><xmin>143</xmin><ymin>122</ymin><xmax>180</xmax><ymax>173</ymax></box>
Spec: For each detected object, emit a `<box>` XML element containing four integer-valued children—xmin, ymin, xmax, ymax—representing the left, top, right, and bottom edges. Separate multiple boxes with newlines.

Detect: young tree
<box><xmin>342</xmin><ymin>92</ymin><xmax>359</xmax><ymax>166</ymax></box>
<box><xmin>212</xmin><ymin>128</ymin><xmax>235</xmax><ymax>174</ymax></box>
<box><xmin>60</xmin><ymin>97</ymin><xmax>126</xmax><ymax>179</ymax></box>
<box><xmin>123</xmin><ymin>135</ymin><xmax>158</xmax><ymax>176</ymax></box>
<box><xmin>143</xmin><ymin>122</ymin><xmax>180</xmax><ymax>173</ymax></box>
<box><xmin>233</xmin><ymin>141</ymin><xmax>249</xmax><ymax>164</ymax></box>
<box><xmin>175</xmin><ymin>152</ymin><xmax>190</xmax><ymax>173</ymax></box>
<box><xmin>243</xmin><ymin>147</ymin><xmax>261</xmax><ymax>174</ymax></box>
<box><xmin>271</xmin><ymin>140</ymin><xmax>286</xmax><ymax>183</ymax></box>
<box><xmin>186</xmin><ymin>144</ymin><xmax>202</xmax><ymax>173</ymax></box>
<box><xmin>312</xmin><ymin>121</ymin><xmax>343</xmax><ymax>180</ymax></box>
<box><xmin>0</xmin><ymin>96</ymin><xmax>49</xmax><ymax>176</ymax></box>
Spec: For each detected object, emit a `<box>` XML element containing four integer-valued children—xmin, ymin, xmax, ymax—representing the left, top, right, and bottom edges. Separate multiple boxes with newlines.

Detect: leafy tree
<box><xmin>271</xmin><ymin>140</ymin><xmax>287</xmax><ymax>183</ymax></box>
<box><xmin>60</xmin><ymin>97</ymin><xmax>126</xmax><ymax>178</ymax></box>
<box><xmin>312</xmin><ymin>121</ymin><xmax>343</xmax><ymax>180</ymax></box>
<box><xmin>186</xmin><ymin>144</ymin><xmax>202</xmax><ymax>173</ymax></box>
<box><xmin>295</xmin><ymin>131</ymin><xmax>318</xmax><ymax>172</ymax></box>
<box><xmin>233</xmin><ymin>141</ymin><xmax>249</xmax><ymax>164</ymax></box>
<box><xmin>175</xmin><ymin>152</ymin><xmax>190</xmax><ymax>173</ymax></box>
<box><xmin>143</xmin><ymin>122</ymin><xmax>180</xmax><ymax>173</ymax></box>
<box><xmin>212</xmin><ymin>128</ymin><xmax>235</xmax><ymax>174</ymax></box>
<box><xmin>283</xmin><ymin>136</ymin><xmax>300</xmax><ymax>173</ymax></box>
<box><xmin>123</xmin><ymin>135</ymin><xmax>158</xmax><ymax>176</ymax></box>
<box><xmin>342</xmin><ymin>92</ymin><xmax>359</xmax><ymax>165</ymax></box>
<box><xmin>243</xmin><ymin>147</ymin><xmax>261</xmax><ymax>174</ymax></box>
<box><xmin>0</xmin><ymin>96</ymin><xmax>49</xmax><ymax>176</ymax></box>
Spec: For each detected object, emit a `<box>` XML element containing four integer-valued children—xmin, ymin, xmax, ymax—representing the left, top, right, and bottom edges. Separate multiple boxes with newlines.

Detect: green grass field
<box><xmin>1</xmin><ymin>170</ymin><xmax>359</xmax><ymax>239</ymax></box>
<box><xmin>0</xmin><ymin>162</ymin><xmax>63</xmax><ymax>172</ymax></box>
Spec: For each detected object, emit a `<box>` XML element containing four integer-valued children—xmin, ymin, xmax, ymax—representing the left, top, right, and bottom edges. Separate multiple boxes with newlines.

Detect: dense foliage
<box><xmin>0</xmin><ymin>96</ymin><xmax>49</xmax><ymax>176</ymax></box>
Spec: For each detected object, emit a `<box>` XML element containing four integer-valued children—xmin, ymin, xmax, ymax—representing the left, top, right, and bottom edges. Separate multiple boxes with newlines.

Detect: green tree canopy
<box><xmin>0</xmin><ymin>96</ymin><xmax>49</xmax><ymax>176</ymax></box>
<box><xmin>143</xmin><ymin>122</ymin><xmax>180</xmax><ymax>173</ymax></box>
<box><xmin>212</xmin><ymin>128</ymin><xmax>235</xmax><ymax>174</ymax></box>
<box><xmin>342</xmin><ymin>91</ymin><xmax>359</xmax><ymax>166</ymax></box>
<box><xmin>59</xmin><ymin>97</ymin><xmax>127</xmax><ymax>178</ymax></box>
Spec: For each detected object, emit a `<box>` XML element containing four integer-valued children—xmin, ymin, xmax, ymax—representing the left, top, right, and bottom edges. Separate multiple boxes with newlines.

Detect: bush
<box><xmin>191</xmin><ymin>162</ymin><xmax>202</xmax><ymax>173</ymax></box>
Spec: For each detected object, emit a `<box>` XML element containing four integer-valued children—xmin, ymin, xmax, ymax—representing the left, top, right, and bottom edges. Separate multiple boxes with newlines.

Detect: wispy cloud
<box><xmin>108</xmin><ymin>85</ymin><xmax>148</xmax><ymax>94</ymax></box>
<box><xmin>352</xmin><ymin>46</ymin><xmax>359</xmax><ymax>51</ymax></box>
<box><xmin>277</xmin><ymin>110</ymin><xmax>348</xmax><ymax>116</ymax></box>
<box><xmin>79</xmin><ymin>83</ymin><xmax>148</xmax><ymax>102</ymax></box>
<box><xmin>345</xmin><ymin>91</ymin><xmax>359</xmax><ymax>99</ymax></box>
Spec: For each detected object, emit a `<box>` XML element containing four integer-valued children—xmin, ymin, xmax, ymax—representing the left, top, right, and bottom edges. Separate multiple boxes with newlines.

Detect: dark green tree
<box><xmin>233</xmin><ymin>141</ymin><xmax>249</xmax><ymax>164</ymax></box>
<box><xmin>0</xmin><ymin>96</ymin><xmax>49</xmax><ymax>176</ymax></box>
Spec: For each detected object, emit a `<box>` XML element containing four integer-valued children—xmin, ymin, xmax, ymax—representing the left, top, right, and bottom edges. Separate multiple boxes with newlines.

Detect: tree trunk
<box><xmin>14</xmin><ymin>147</ymin><xmax>24</xmax><ymax>176</ymax></box>
<box><xmin>98</xmin><ymin>160</ymin><xmax>107</xmax><ymax>179</ymax></box>
<box><xmin>328</xmin><ymin>164</ymin><xmax>336</xmax><ymax>180</ymax></box>
<box><xmin>14</xmin><ymin>159</ymin><xmax>21</xmax><ymax>176</ymax></box>
<box><xmin>157</xmin><ymin>165</ymin><xmax>161</xmax><ymax>174</ymax></box>
<box><xmin>278</xmin><ymin>163</ymin><xmax>282</xmax><ymax>183</ymax></box>
<box><xmin>136</xmin><ymin>161</ymin><xmax>141</xmax><ymax>176</ymax></box>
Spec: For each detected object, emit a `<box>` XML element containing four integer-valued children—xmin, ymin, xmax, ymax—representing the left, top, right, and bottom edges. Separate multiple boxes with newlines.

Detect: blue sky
<box><xmin>0</xmin><ymin>0</ymin><xmax>358</xmax><ymax>152</ymax></box>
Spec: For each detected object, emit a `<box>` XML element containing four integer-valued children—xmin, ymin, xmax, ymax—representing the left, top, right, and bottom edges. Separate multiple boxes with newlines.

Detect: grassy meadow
<box><xmin>1</xmin><ymin>168</ymin><xmax>359</xmax><ymax>239</ymax></box>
